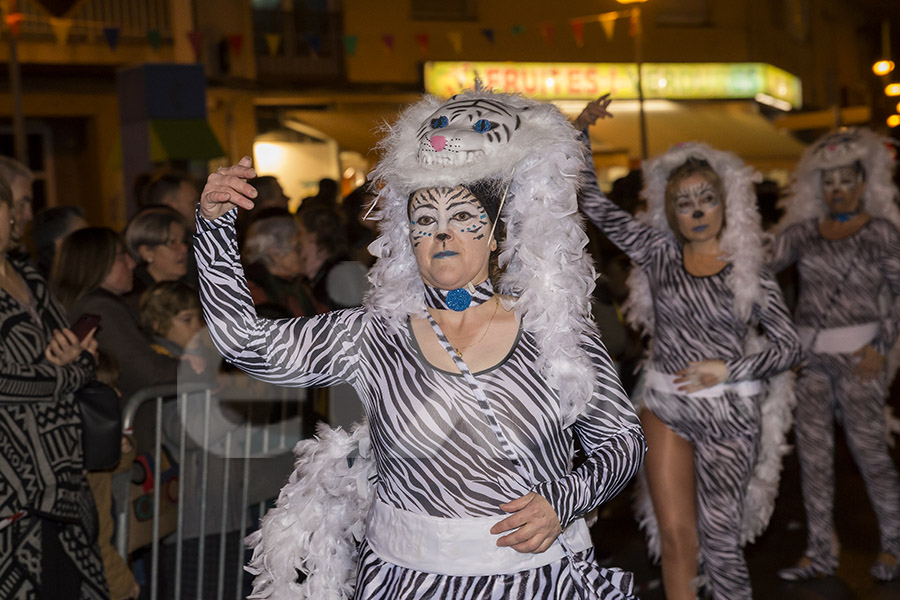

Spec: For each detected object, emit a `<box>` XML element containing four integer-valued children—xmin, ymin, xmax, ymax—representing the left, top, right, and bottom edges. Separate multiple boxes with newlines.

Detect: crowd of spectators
<box><xmin>0</xmin><ymin>157</ymin><xmax>375</xmax><ymax>600</ymax></box>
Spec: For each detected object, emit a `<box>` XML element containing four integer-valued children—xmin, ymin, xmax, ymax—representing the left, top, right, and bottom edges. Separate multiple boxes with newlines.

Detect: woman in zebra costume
<box><xmin>194</xmin><ymin>87</ymin><xmax>646</xmax><ymax>599</ymax></box>
<box><xmin>771</xmin><ymin>127</ymin><xmax>900</xmax><ymax>582</ymax></box>
<box><xmin>576</xmin><ymin>98</ymin><xmax>801</xmax><ymax>600</ymax></box>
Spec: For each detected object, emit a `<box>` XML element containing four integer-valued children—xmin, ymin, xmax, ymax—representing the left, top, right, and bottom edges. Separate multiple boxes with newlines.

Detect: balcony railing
<box><xmin>16</xmin><ymin>0</ymin><xmax>172</xmax><ymax>42</ymax></box>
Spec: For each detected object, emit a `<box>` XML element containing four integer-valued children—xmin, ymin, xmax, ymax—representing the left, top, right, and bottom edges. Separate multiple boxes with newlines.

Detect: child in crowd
<box><xmin>139</xmin><ymin>281</ymin><xmax>205</xmax><ymax>362</ymax></box>
<box><xmin>85</xmin><ymin>351</ymin><xmax>140</xmax><ymax>600</ymax></box>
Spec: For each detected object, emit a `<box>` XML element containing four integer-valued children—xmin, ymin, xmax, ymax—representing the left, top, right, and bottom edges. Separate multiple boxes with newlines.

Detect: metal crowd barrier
<box><xmin>114</xmin><ymin>380</ymin><xmax>314</xmax><ymax>600</ymax></box>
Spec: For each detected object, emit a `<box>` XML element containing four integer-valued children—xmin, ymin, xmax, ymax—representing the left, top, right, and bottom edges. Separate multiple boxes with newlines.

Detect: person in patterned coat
<box><xmin>0</xmin><ymin>176</ymin><xmax>109</xmax><ymax>599</ymax></box>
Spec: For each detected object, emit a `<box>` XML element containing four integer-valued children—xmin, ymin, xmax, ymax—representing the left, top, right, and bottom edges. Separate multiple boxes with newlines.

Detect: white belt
<box><xmin>644</xmin><ymin>368</ymin><xmax>761</xmax><ymax>398</ymax></box>
<box><xmin>365</xmin><ymin>498</ymin><xmax>593</xmax><ymax>576</ymax></box>
<box><xmin>797</xmin><ymin>322</ymin><xmax>879</xmax><ymax>355</ymax></box>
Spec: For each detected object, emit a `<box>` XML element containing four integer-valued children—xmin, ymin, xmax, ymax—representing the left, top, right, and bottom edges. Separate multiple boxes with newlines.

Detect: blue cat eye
<box><xmin>431</xmin><ymin>116</ymin><xmax>449</xmax><ymax>129</ymax></box>
<box><xmin>473</xmin><ymin>119</ymin><xmax>494</xmax><ymax>133</ymax></box>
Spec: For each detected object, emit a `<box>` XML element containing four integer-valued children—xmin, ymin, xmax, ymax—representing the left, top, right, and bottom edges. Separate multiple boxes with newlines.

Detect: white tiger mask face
<box><xmin>416</xmin><ymin>96</ymin><xmax>526</xmax><ymax>166</ymax></box>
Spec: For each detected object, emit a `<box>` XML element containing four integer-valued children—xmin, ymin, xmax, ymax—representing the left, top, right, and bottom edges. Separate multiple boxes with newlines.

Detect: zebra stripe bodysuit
<box><xmin>770</xmin><ymin>218</ymin><xmax>900</xmax><ymax>565</ymax></box>
<box><xmin>194</xmin><ymin>210</ymin><xmax>646</xmax><ymax>599</ymax></box>
<box><xmin>579</xmin><ymin>186</ymin><xmax>800</xmax><ymax>600</ymax></box>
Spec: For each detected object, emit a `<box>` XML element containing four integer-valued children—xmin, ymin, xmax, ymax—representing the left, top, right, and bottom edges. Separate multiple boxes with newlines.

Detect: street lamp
<box><xmin>887</xmin><ymin>114</ymin><xmax>900</xmax><ymax>128</ymax></box>
<box><xmin>618</xmin><ymin>0</ymin><xmax>649</xmax><ymax>159</ymax></box>
<box><xmin>886</xmin><ymin>83</ymin><xmax>900</xmax><ymax>96</ymax></box>
<box><xmin>873</xmin><ymin>60</ymin><xmax>895</xmax><ymax>76</ymax></box>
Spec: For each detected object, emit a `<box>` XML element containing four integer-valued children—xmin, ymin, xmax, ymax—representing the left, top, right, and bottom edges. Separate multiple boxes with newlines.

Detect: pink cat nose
<box><xmin>429</xmin><ymin>135</ymin><xmax>446</xmax><ymax>151</ymax></box>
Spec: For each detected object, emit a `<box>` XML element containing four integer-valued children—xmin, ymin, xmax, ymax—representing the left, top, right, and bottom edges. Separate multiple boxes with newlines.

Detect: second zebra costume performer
<box><xmin>195</xmin><ymin>85</ymin><xmax>646</xmax><ymax>599</ymax></box>
<box><xmin>578</xmin><ymin>135</ymin><xmax>801</xmax><ymax>599</ymax></box>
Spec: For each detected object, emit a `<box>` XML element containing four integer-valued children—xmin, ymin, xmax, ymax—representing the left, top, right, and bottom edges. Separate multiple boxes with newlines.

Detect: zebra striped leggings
<box><xmin>794</xmin><ymin>352</ymin><xmax>900</xmax><ymax>562</ymax></box>
<box><xmin>644</xmin><ymin>389</ymin><xmax>760</xmax><ymax>600</ymax></box>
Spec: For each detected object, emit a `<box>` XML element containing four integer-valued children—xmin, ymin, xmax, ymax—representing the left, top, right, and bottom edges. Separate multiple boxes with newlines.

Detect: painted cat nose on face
<box><xmin>692</xmin><ymin>210</ymin><xmax>705</xmax><ymax>219</ymax></box>
<box><xmin>429</xmin><ymin>135</ymin><xmax>446</xmax><ymax>151</ymax></box>
<box><xmin>435</xmin><ymin>232</ymin><xmax>451</xmax><ymax>241</ymax></box>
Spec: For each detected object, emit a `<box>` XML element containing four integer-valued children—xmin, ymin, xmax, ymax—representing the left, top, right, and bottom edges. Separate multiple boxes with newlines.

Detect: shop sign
<box><xmin>424</xmin><ymin>61</ymin><xmax>801</xmax><ymax>109</ymax></box>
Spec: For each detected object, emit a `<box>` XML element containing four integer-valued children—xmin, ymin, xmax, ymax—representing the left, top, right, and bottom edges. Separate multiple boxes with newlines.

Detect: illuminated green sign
<box><xmin>425</xmin><ymin>61</ymin><xmax>802</xmax><ymax>109</ymax></box>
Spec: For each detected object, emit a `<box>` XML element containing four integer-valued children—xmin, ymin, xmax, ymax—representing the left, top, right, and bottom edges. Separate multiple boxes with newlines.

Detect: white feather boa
<box><xmin>244</xmin><ymin>421</ymin><xmax>375</xmax><ymax>600</ymax></box>
<box><xmin>620</xmin><ymin>142</ymin><xmax>795</xmax><ymax>560</ymax></box>
<box><xmin>364</xmin><ymin>87</ymin><xmax>597</xmax><ymax>426</ymax></box>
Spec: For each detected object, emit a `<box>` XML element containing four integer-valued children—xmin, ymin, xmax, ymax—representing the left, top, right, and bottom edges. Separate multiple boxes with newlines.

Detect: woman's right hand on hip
<box><xmin>199</xmin><ymin>156</ymin><xmax>258</xmax><ymax>221</ymax></box>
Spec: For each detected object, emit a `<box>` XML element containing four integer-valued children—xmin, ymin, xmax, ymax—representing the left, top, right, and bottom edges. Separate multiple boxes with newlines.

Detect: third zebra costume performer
<box><xmin>771</xmin><ymin>127</ymin><xmax>900</xmax><ymax>582</ymax></box>
<box><xmin>195</xmin><ymin>85</ymin><xmax>646</xmax><ymax>599</ymax></box>
<box><xmin>575</xmin><ymin>98</ymin><xmax>800</xmax><ymax>600</ymax></box>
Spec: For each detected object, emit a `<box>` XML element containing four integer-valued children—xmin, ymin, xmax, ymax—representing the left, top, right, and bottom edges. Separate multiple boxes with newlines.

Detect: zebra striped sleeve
<box><xmin>725</xmin><ymin>271</ymin><xmax>802</xmax><ymax>382</ymax></box>
<box><xmin>533</xmin><ymin>337</ymin><xmax>646</xmax><ymax>529</ymax></box>
<box><xmin>768</xmin><ymin>221</ymin><xmax>810</xmax><ymax>275</ymax></box>
<box><xmin>193</xmin><ymin>209</ymin><xmax>360</xmax><ymax>388</ymax></box>
<box><xmin>577</xmin><ymin>130</ymin><xmax>668</xmax><ymax>269</ymax></box>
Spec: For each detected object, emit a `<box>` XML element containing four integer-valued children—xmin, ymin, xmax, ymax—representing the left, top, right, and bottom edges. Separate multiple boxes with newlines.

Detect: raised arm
<box><xmin>577</xmin><ymin>117</ymin><xmax>667</xmax><ymax>267</ymax></box>
<box><xmin>726</xmin><ymin>270</ymin><xmax>802</xmax><ymax>382</ymax></box>
<box><xmin>195</xmin><ymin>159</ymin><xmax>359</xmax><ymax>388</ymax></box>
<box><xmin>533</xmin><ymin>335</ymin><xmax>646</xmax><ymax>529</ymax></box>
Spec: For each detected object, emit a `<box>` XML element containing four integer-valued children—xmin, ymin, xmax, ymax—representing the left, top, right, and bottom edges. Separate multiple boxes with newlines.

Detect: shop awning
<box><xmin>280</xmin><ymin>97</ymin><xmax>805</xmax><ymax>172</ymax></box>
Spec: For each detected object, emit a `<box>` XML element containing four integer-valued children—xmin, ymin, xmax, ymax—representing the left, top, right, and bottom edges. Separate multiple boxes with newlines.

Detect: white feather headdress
<box><xmin>624</xmin><ymin>142</ymin><xmax>765</xmax><ymax>332</ymax></box>
<box><xmin>364</xmin><ymin>86</ymin><xmax>597</xmax><ymax>425</ymax></box>
<box><xmin>776</xmin><ymin>127</ymin><xmax>900</xmax><ymax>231</ymax></box>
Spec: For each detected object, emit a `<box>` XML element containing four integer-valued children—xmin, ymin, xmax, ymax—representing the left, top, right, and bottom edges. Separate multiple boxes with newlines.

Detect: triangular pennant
<box><xmin>28</xmin><ymin>0</ymin><xmax>81</xmax><ymax>18</ymax></box>
<box><xmin>147</xmin><ymin>28</ymin><xmax>161</xmax><ymax>51</ymax></box>
<box><xmin>481</xmin><ymin>28</ymin><xmax>494</xmax><ymax>44</ymax></box>
<box><xmin>510</xmin><ymin>24</ymin><xmax>525</xmax><ymax>36</ymax></box>
<box><xmin>264</xmin><ymin>32</ymin><xmax>281</xmax><ymax>56</ymax></box>
<box><xmin>342</xmin><ymin>34</ymin><xmax>358</xmax><ymax>56</ymax></box>
<box><xmin>103</xmin><ymin>26</ymin><xmax>120</xmax><ymax>51</ymax></box>
<box><xmin>187</xmin><ymin>30</ymin><xmax>204</xmax><ymax>61</ymax></box>
<box><xmin>226</xmin><ymin>33</ymin><xmax>244</xmax><ymax>58</ymax></box>
<box><xmin>4</xmin><ymin>12</ymin><xmax>24</xmax><ymax>38</ymax></box>
<box><xmin>569</xmin><ymin>20</ymin><xmax>584</xmax><ymax>48</ymax></box>
<box><xmin>447</xmin><ymin>31</ymin><xmax>463</xmax><ymax>54</ymax></box>
<box><xmin>629</xmin><ymin>9</ymin><xmax>641</xmax><ymax>37</ymax></box>
<box><xmin>381</xmin><ymin>34</ymin><xmax>395</xmax><ymax>53</ymax></box>
<box><xmin>413</xmin><ymin>33</ymin><xmax>428</xmax><ymax>57</ymax></box>
<box><xmin>539</xmin><ymin>23</ymin><xmax>554</xmax><ymax>46</ymax></box>
<box><xmin>600</xmin><ymin>14</ymin><xmax>616</xmax><ymax>41</ymax></box>
<box><xmin>307</xmin><ymin>33</ymin><xmax>322</xmax><ymax>56</ymax></box>
<box><xmin>49</xmin><ymin>16</ymin><xmax>72</xmax><ymax>46</ymax></box>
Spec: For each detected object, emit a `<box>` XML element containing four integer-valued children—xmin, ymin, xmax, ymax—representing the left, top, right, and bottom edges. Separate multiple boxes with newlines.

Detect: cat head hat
<box><xmin>364</xmin><ymin>84</ymin><xmax>596</xmax><ymax>424</ymax></box>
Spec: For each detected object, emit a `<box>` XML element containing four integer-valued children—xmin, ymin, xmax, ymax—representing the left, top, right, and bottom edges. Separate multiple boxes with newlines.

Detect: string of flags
<box><xmin>0</xmin><ymin>6</ymin><xmax>641</xmax><ymax>61</ymax></box>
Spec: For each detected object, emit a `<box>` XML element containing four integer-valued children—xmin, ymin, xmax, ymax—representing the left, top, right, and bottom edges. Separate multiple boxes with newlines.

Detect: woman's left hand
<box><xmin>491</xmin><ymin>492</ymin><xmax>561</xmax><ymax>553</ymax></box>
<box><xmin>853</xmin><ymin>345</ymin><xmax>884</xmax><ymax>381</ymax></box>
<box><xmin>674</xmin><ymin>359</ymin><xmax>728</xmax><ymax>393</ymax></box>
<box><xmin>45</xmin><ymin>328</ymin><xmax>96</xmax><ymax>367</ymax></box>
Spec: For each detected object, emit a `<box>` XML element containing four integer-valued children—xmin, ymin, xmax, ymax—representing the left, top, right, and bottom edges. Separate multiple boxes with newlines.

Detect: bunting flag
<box><xmin>307</xmin><ymin>33</ymin><xmax>321</xmax><ymax>56</ymax></box>
<box><xmin>188</xmin><ymin>30</ymin><xmax>204</xmax><ymax>61</ymax></box>
<box><xmin>414</xmin><ymin>33</ymin><xmax>428</xmax><ymax>57</ymax></box>
<box><xmin>29</xmin><ymin>0</ymin><xmax>80</xmax><ymax>17</ymax></box>
<box><xmin>264</xmin><ymin>32</ymin><xmax>281</xmax><ymax>56</ymax></box>
<box><xmin>49</xmin><ymin>17</ymin><xmax>73</xmax><ymax>45</ymax></box>
<box><xmin>446</xmin><ymin>31</ymin><xmax>463</xmax><ymax>54</ymax></box>
<box><xmin>342</xmin><ymin>34</ymin><xmax>358</xmax><ymax>56</ymax></box>
<box><xmin>381</xmin><ymin>34</ymin><xmax>395</xmax><ymax>54</ymax></box>
<box><xmin>569</xmin><ymin>19</ymin><xmax>584</xmax><ymax>47</ymax></box>
<box><xmin>4</xmin><ymin>12</ymin><xmax>24</xmax><ymax>38</ymax></box>
<box><xmin>629</xmin><ymin>8</ymin><xmax>641</xmax><ymax>37</ymax></box>
<box><xmin>539</xmin><ymin>23</ymin><xmax>554</xmax><ymax>46</ymax></box>
<box><xmin>103</xmin><ymin>25</ymin><xmax>120</xmax><ymax>51</ymax></box>
<box><xmin>226</xmin><ymin>33</ymin><xmax>244</xmax><ymax>58</ymax></box>
<box><xmin>147</xmin><ymin>28</ymin><xmax>161</xmax><ymax>51</ymax></box>
<box><xmin>510</xmin><ymin>24</ymin><xmax>525</xmax><ymax>36</ymax></box>
<box><xmin>599</xmin><ymin>14</ymin><xmax>616</xmax><ymax>41</ymax></box>
<box><xmin>480</xmin><ymin>28</ymin><xmax>494</xmax><ymax>44</ymax></box>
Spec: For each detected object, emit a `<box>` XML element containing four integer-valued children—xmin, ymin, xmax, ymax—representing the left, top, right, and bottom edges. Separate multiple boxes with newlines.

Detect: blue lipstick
<box><xmin>693</xmin><ymin>225</ymin><xmax>708</xmax><ymax>233</ymax></box>
<box><xmin>434</xmin><ymin>251</ymin><xmax>458</xmax><ymax>258</ymax></box>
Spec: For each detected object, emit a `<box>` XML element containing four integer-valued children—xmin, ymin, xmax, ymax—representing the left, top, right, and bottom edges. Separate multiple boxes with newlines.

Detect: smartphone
<box><xmin>71</xmin><ymin>313</ymin><xmax>101</xmax><ymax>341</ymax></box>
